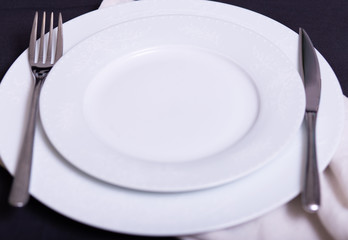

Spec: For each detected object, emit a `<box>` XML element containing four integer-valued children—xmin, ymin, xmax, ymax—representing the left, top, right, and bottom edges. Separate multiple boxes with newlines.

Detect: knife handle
<box><xmin>302</xmin><ymin>112</ymin><xmax>321</xmax><ymax>213</ymax></box>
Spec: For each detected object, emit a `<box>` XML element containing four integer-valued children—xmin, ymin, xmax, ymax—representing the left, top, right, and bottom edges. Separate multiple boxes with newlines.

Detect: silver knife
<box><xmin>299</xmin><ymin>28</ymin><xmax>321</xmax><ymax>213</ymax></box>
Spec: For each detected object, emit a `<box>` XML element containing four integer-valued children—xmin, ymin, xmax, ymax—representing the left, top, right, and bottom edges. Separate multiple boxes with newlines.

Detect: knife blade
<box><xmin>299</xmin><ymin>28</ymin><xmax>321</xmax><ymax>213</ymax></box>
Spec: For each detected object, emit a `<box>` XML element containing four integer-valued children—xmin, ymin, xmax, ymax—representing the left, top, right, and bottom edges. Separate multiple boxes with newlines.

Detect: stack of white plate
<box><xmin>0</xmin><ymin>0</ymin><xmax>344</xmax><ymax>236</ymax></box>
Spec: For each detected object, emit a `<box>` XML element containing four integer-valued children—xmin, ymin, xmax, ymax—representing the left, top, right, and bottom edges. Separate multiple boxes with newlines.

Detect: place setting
<box><xmin>0</xmin><ymin>0</ymin><xmax>346</xmax><ymax>239</ymax></box>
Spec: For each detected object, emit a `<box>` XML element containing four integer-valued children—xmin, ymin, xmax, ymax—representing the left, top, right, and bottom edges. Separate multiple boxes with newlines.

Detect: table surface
<box><xmin>0</xmin><ymin>0</ymin><xmax>347</xmax><ymax>239</ymax></box>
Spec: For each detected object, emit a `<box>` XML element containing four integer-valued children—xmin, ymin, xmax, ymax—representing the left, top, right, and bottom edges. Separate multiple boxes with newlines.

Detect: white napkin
<box><xmin>99</xmin><ymin>0</ymin><xmax>133</xmax><ymax>8</ymax></box>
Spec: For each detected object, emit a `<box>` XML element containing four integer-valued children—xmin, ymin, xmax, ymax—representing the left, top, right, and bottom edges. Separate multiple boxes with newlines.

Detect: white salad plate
<box><xmin>0</xmin><ymin>0</ymin><xmax>344</xmax><ymax>236</ymax></box>
<box><xmin>40</xmin><ymin>14</ymin><xmax>305</xmax><ymax>192</ymax></box>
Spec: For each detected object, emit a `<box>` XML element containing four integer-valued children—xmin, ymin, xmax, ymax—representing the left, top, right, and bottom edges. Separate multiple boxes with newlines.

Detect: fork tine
<box><xmin>38</xmin><ymin>12</ymin><xmax>46</xmax><ymax>63</ymax></box>
<box><xmin>54</xmin><ymin>12</ymin><xmax>63</xmax><ymax>63</ymax></box>
<box><xmin>28</xmin><ymin>12</ymin><xmax>38</xmax><ymax>64</ymax></box>
<box><xmin>46</xmin><ymin>12</ymin><xmax>54</xmax><ymax>64</ymax></box>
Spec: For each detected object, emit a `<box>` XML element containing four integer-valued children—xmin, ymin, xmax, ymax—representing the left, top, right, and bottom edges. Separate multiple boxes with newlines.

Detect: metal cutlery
<box><xmin>8</xmin><ymin>12</ymin><xmax>63</xmax><ymax>207</ymax></box>
<box><xmin>299</xmin><ymin>28</ymin><xmax>321</xmax><ymax>213</ymax></box>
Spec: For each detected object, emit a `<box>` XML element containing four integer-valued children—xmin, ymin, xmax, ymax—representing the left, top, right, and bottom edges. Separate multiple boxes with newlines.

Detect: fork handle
<box><xmin>301</xmin><ymin>112</ymin><xmax>321</xmax><ymax>213</ymax></box>
<box><xmin>8</xmin><ymin>76</ymin><xmax>45</xmax><ymax>207</ymax></box>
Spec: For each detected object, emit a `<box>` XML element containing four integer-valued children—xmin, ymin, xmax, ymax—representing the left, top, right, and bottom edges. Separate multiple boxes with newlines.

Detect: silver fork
<box><xmin>9</xmin><ymin>12</ymin><xmax>63</xmax><ymax>207</ymax></box>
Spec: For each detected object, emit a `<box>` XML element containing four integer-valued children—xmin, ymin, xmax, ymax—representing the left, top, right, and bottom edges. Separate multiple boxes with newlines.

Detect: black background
<box><xmin>0</xmin><ymin>0</ymin><xmax>347</xmax><ymax>239</ymax></box>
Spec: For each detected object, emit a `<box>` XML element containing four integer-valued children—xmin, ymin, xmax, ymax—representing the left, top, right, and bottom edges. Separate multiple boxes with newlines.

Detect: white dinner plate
<box><xmin>0</xmin><ymin>0</ymin><xmax>344</xmax><ymax>236</ymax></box>
<box><xmin>40</xmin><ymin>14</ymin><xmax>305</xmax><ymax>192</ymax></box>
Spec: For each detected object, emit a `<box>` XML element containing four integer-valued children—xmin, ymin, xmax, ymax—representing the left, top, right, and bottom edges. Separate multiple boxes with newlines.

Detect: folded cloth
<box><xmin>99</xmin><ymin>0</ymin><xmax>133</xmax><ymax>8</ymax></box>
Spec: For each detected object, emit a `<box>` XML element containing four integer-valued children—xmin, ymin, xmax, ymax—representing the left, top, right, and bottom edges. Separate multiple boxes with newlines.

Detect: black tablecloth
<box><xmin>1</xmin><ymin>0</ymin><xmax>347</xmax><ymax>239</ymax></box>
